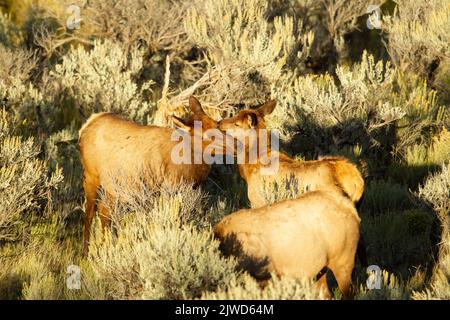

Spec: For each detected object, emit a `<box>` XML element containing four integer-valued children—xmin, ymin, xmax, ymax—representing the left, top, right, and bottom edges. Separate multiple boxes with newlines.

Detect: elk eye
<box><xmin>234</xmin><ymin>123</ymin><xmax>239</xmax><ymax>126</ymax></box>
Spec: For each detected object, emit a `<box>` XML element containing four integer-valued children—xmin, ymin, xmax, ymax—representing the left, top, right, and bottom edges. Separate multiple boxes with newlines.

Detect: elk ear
<box><xmin>189</xmin><ymin>96</ymin><xmax>206</xmax><ymax>115</ymax></box>
<box><xmin>257</xmin><ymin>100</ymin><xmax>276</xmax><ymax>117</ymax></box>
<box><xmin>172</xmin><ymin>116</ymin><xmax>191</xmax><ymax>132</ymax></box>
<box><xmin>246</xmin><ymin>113</ymin><xmax>258</xmax><ymax>128</ymax></box>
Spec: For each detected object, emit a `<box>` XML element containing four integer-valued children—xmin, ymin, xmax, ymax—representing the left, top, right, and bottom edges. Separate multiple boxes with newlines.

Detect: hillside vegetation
<box><xmin>0</xmin><ymin>0</ymin><xmax>449</xmax><ymax>299</ymax></box>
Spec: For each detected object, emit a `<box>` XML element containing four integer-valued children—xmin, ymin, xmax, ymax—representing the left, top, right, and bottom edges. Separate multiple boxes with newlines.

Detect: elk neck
<box><xmin>236</xmin><ymin>128</ymin><xmax>279</xmax><ymax>181</ymax></box>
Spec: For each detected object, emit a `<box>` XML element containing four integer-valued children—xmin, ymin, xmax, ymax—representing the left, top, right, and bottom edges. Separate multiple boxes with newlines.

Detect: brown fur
<box><xmin>78</xmin><ymin>97</ymin><xmax>227</xmax><ymax>255</ymax></box>
<box><xmin>214</xmin><ymin>189</ymin><xmax>360</xmax><ymax>299</ymax></box>
<box><xmin>218</xmin><ymin>100</ymin><xmax>367</xmax><ymax>283</ymax></box>
<box><xmin>219</xmin><ymin>101</ymin><xmax>365</xmax><ymax>208</ymax></box>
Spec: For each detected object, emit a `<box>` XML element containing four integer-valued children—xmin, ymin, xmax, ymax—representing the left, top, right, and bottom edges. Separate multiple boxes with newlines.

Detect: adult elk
<box><xmin>214</xmin><ymin>188</ymin><xmax>360</xmax><ymax>299</ymax></box>
<box><xmin>79</xmin><ymin>96</ymin><xmax>232</xmax><ymax>255</ymax></box>
<box><xmin>218</xmin><ymin>100</ymin><xmax>368</xmax><ymax>267</ymax></box>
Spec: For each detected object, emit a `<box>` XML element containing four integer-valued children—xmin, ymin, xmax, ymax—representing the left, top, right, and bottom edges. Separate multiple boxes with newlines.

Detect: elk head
<box><xmin>171</xmin><ymin>96</ymin><xmax>237</xmax><ymax>165</ymax></box>
<box><xmin>219</xmin><ymin>100</ymin><xmax>276</xmax><ymax>133</ymax></box>
<box><xmin>218</xmin><ymin>100</ymin><xmax>277</xmax><ymax>159</ymax></box>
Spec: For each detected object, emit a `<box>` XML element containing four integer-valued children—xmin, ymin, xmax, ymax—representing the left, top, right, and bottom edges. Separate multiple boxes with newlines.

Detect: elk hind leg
<box><xmin>329</xmin><ymin>259</ymin><xmax>355</xmax><ymax>300</ymax></box>
<box><xmin>83</xmin><ymin>175</ymin><xmax>99</xmax><ymax>256</ymax></box>
<box><xmin>316</xmin><ymin>272</ymin><xmax>331</xmax><ymax>299</ymax></box>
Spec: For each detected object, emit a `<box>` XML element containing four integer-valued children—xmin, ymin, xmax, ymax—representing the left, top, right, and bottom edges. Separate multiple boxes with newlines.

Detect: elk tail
<box><xmin>333</xmin><ymin>159</ymin><xmax>365</xmax><ymax>204</ymax></box>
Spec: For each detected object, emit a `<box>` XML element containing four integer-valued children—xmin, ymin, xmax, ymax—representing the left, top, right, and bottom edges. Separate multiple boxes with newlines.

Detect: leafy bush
<box><xmin>270</xmin><ymin>51</ymin><xmax>401</xmax><ymax>139</ymax></box>
<box><xmin>0</xmin><ymin>44</ymin><xmax>42</xmax><ymax>132</ymax></box>
<box><xmin>202</xmin><ymin>273</ymin><xmax>324</xmax><ymax>300</ymax></box>
<box><xmin>384</xmin><ymin>0</ymin><xmax>450</xmax><ymax>82</ymax></box>
<box><xmin>44</xmin><ymin>39</ymin><xmax>154</xmax><ymax>128</ymax></box>
<box><xmin>26</xmin><ymin>0</ymin><xmax>190</xmax><ymax>58</ymax></box>
<box><xmin>362</xmin><ymin>209</ymin><xmax>435</xmax><ymax>277</ymax></box>
<box><xmin>412</xmin><ymin>236</ymin><xmax>450</xmax><ymax>300</ymax></box>
<box><xmin>417</xmin><ymin>163</ymin><xmax>450</xmax><ymax>218</ymax></box>
<box><xmin>356</xmin><ymin>270</ymin><xmax>414</xmax><ymax>300</ymax></box>
<box><xmin>414</xmin><ymin>164</ymin><xmax>450</xmax><ymax>299</ymax></box>
<box><xmin>0</xmin><ymin>109</ymin><xmax>62</xmax><ymax>241</ymax></box>
<box><xmin>184</xmin><ymin>0</ymin><xmax>313</xmax><ymax>108</ymax></box>
<box><xmin>390</xmin><ymin>130</ymin><xmax>449</xmax><ymax>186</ymax></box>
<box><xmin>0</xmin><ymin>11</ymin><xmax>22</xmax><ymax>47</ymax></box>
<box><xmin>0</xmin><ymin>217</ymin><xmax>79</xmax><ymax>300</ymax></box>
<box><xmin>86</xmin><ymin>186</ymin><xmax>237</xmax><ymax>300</ymax></box>
<box><xmin>260</xmin><ymin>174</ymin><xmax>304</xmax><ymax>205</ymax></box>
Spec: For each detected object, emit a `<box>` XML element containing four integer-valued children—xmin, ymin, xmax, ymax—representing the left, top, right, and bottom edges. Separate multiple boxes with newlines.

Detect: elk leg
<box><xmin>83</xmin><ymin>176</ymin><xmax>99</xmax><ymax>256</ymax></box>
<box><xmin>316</xmin><ymin>272</ymin><xmax>331</xmax><ymax>299</ymax></box>
<box><xmin>329</xmin><ymin>260</ymin><xmax>355</xmax><ymax>300</ymax></box>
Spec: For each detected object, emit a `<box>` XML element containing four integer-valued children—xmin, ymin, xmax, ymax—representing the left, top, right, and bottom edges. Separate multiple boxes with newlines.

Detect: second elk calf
<box><xmin>214</xmin><ymin>189</ymin><xmax>360</xmax><ymax>299</ymax></box>
<box><xmin>218</xmin><ymin>100</ymin><xmax>365</xmax><ymax>208</ymax></box>
<box><xmin>219</xmin><ymin>100</ymin><xmax>367</xmax><ymax>267</ymax></box>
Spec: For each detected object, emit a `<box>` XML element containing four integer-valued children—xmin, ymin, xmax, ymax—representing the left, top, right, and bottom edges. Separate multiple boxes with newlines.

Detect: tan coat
<box><xmin>79</xmin><ymin>113</ymin><xmax>212</xmax><ymax>196</ymax></box>
<box><xmin>215</xmin><ymin>189</ymin><xmax>360</xmax><ymax>298</ymax></box>
<box><xmin>219</xmin><ymin>100</ymin><xmax>364</xmax><ymax>208</ymax></box>
<box><xmin>241</xmin><ymin>152</ymin><xmax>364</xmax><ymax>208</ymax></box>
<box><xmin>78</xmin><ymin>97</ymin><xmax>227</xmax><ymax>254</ymax></box>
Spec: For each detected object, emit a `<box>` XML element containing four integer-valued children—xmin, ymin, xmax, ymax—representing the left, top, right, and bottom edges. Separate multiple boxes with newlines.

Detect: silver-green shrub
<box><xmin>0</xmin><ymin>109</ymin><xmax>62</xmax><ymax>241</ymax></box>
<box><xmin>259</xmin><ymin>174</ymin><xmax>305</xmax><ymax>205</ymax></box>
<box><xmin>45</xmin><ymin>39</ymin><xmax>154</xmax><ymax>124</ymax></box>
<box><xmin>414</xmin><ymin>164</ymin><xmax>450</xmax><ymax>299</ymax></box>
<box><xmin>0</xmin><ymin>44</ymin><xmax>42</xmax><ymax>130</ymax></box>
<box><xmin>0</xmin><ymin>12</ymin><xmax>22</xmax><ymax>47</ymax></box>
<box><xmin>269</xmin><ymin>51</ymin><xmax>402</xmax><ymax>139</ymax></box>
<box><xmin>32</xmin><ymin>0</ymin><xmax>190</xmax><ymax>58</ymax></box>
<box><xmin>417</xmin><ymin>163</ymin><xmax>450</xmax><ymax>219</ymax></box>
<box><xmin>356</xmin><ymin>270</ymin><xmax>411</xmax><ymax>300</ymax></box>
<box><xmin>86</xmin><ymin>184</ymin><xmax>237</xmax><ymax>300</ymax></box>
<box><xmin>184</xmin><ymin>0</ymin><xmax>313</xmax><ymax>108</ymax></box>
<box><xmin>384</xmin><ymin>0</ymin><xmax>450</xmax><ymax>78</ymax></box>
<box><xmin>202</xmin><ymin>273</ymin><xmax>323</xmax><ymax>300</ymax></box>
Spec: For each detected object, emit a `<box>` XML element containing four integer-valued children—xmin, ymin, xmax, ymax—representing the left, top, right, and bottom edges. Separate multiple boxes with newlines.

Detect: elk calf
<box><xmin>215</xmin><ymin>189</ymin><xmax>360</xmax><ymax>299</ymax></box>
<box><xmin>78</xmin><ymin>97</ymin><xmax>231</xmax><ymax>254</ymax></box>
<box><xmin>219</xmin><ymin>100</ymin><xmax>367</xmax><ymax>267</ymax></box>
<box><xmin>219</xmin><ymin>100</ymin><xmax>365</xmax><ymax>208</ymax></box>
